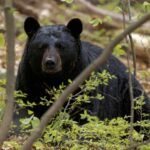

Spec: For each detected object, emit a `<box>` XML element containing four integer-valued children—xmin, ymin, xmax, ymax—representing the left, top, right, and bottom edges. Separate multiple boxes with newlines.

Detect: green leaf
<box><xmin>89</xmin><ymin>18</ymin><xmax>103</xmax><ymax>27</ymax></box>
<box><xmin>20</xmin><ymin>115</ymin><xmax>33</xmax><ymax>125</ymax></box>
<box><xmin>113</xmin><ymin>44</ymin><xmax>126</xmax><ymax>57</ymax></box>
<box><xmin>31</xmin><ymin>117</ymin><xmax>40</xmax><ymax>129</ymax></box>
<box><xmin>61</xmin><ymin>0</ymin><xmax>74</xmax><ymax>4</ymax></box>
<box><xmin>33</xmin><ymin>141</ymin><xmax>45</xmax><ymax>149</ymax></box>
<box><xmin>114</xmin><ymin>6</ymin><xmax>122</xmax><ymax>13</ymax></box>
<box><xmin>28</xmin><ymin>110</ymin><xmax>33</xmax><ymax>115</ymax></box>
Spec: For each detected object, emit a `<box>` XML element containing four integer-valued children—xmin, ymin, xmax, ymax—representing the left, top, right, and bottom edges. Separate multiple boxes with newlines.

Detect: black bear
<box><xmin>15</xmin><ymin>17</ymin><xmax>150</xmax><ymax>126</ymax></box>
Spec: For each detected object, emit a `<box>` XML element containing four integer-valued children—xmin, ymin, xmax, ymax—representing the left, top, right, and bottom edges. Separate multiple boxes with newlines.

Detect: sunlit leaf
<box><xmin>89</xmin><ymin>18</ymin><xmax>103</xmax><ymax>27</ymax></box>
<box><xmin>61</xmin><ymin>0</ymin><xmax>74</xmax><ymax>4</ymax></box>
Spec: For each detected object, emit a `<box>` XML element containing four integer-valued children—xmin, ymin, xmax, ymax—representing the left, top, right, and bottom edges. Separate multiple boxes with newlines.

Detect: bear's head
<box><xmin>24</xmin><ymin>17</ymin><xmax>83</xmax><ymax>78</ymax></box>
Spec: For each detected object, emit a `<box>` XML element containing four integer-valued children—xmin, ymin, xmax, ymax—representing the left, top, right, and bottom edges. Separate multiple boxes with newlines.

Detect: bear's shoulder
<box><xmin>80</xmin><ymin>41</ymin><xmax>127</xmax><ymax>76</ymax></box>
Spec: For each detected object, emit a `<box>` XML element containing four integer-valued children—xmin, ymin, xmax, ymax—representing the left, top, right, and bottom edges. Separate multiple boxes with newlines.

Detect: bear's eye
<box><xmin>55</xmin><ymin>42</ymin><xmax>65</xmax><ymax>49</ymax></box>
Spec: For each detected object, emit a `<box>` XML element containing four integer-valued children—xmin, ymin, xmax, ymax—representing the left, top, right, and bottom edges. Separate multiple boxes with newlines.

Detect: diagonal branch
<box><xmin>21</xmin><ymin>13</ymin><xmax>150</xmax><ymax>150</ymax></box>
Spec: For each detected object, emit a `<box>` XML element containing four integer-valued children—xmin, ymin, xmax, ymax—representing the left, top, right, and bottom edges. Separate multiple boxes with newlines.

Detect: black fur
<box><xmin>15</xmin><ymin>17</ymin><xmax>150</xmax><ymax>126</ymax></box>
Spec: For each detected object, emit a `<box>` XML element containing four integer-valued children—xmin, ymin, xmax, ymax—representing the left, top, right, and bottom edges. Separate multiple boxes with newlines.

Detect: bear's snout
<box><xmin>44</xmin><ymin>57</ymin><xmax>56</xmax><ymax>70</ymax></box>
<box><xmin>42</xmin><ymin>55</ymin><xmax>62</xmax><ymax>74</ymax></box>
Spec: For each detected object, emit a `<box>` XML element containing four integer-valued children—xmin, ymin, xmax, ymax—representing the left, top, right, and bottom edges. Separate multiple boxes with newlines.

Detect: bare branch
<box><xmin>21</xmin><ymin>13</ymin><xmax>150</xmax><ymax>150</ymax></box>
<box><xmin>127</xmin><ymin>0</ymin><xmax>136</xmax><ymax>76</ymax></box>
<box><xmin>13</xmin><ymin>0</ymin><xmax>38</xmax><ymax>18</ymax></box>
<box><xmin>0</xmin><ymin>0</ymin><xmax>15</xmax><ymax>146</ymax></box>
<box><xmin>121</xmin><ymin>0</ymin><xmax>135</xmax><ymax>144</ymax></box>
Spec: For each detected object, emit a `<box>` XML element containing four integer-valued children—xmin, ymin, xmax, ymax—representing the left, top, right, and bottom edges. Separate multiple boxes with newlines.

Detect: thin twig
<box><xmin>121</xmin><ymin>0</ymin><xmax>135</xmax><ymax>144</ymax></box>
<box><xmin>127</xmin><ymin>0</ymin><xmax>136</xmax><ymax>76</ymax></box>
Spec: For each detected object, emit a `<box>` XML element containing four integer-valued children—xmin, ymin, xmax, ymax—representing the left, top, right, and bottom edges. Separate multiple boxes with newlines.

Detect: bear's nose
<box><xmin>45</xmin><ymin>57</ymin><xmax>56</xmax><ymax>69</ymax></box>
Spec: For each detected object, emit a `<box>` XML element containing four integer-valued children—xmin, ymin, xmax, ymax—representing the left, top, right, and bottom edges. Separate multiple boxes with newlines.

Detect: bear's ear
<box><xmin>66</xmin><ymin>18</ymin><xmax>83</xmax><ymax>38</ymax></box>
<box><xmin>24</xmin><ymin>17</ymin><xmax>40</xmax><ymax>38</ymax></box>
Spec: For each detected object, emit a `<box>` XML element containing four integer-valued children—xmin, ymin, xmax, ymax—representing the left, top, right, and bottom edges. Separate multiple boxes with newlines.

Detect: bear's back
<box><xmin>81</xmin><ymin>41</ymin><xmax>127</xmax><ymax>78</ymax></box>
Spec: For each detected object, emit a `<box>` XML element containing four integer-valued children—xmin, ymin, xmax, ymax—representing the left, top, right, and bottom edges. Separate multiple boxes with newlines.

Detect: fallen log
<box><xmin>76</xmin><ymin>0</ymin><xmax>150</xmax><ymax>34</ymax></box>
<box><xmin>131</xmin><ymin>33</ymin><xmax>150</xmax><ymax>64</ymax></box>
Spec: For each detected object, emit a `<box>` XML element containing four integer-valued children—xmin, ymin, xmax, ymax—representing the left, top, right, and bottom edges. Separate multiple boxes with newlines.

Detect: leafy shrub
<box><xmin>7</xmin><ymin>70</ymin><xmax>149</xmax><ymax>149</ymax></box>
